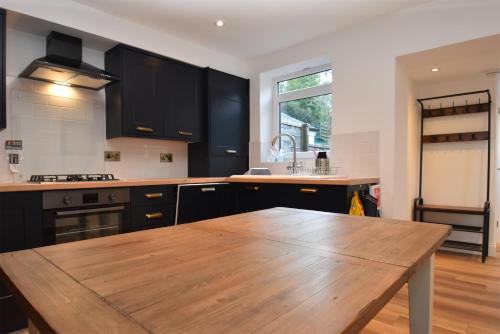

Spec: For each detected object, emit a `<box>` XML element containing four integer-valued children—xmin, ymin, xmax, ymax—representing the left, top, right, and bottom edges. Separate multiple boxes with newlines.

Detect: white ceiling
<box><xmin>400</xmin><ymin>34</ymin><xmax>500</xmax><ymax>84</ymax></box>
<box><xmin>72</xmin><ymin>0</ymin><xmax>429</xmax><ymax>59</ymax></box>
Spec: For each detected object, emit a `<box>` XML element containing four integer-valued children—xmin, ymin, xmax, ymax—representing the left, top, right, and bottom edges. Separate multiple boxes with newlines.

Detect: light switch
<box><xmin>160</xmin><ymin>153</ymin><xmax>173</xmax><ymax>162</ymax></box>
<box><xmin>104</xmin><ymin>151</ymin><xmax>121</xmax><ymax>161</ymax></box>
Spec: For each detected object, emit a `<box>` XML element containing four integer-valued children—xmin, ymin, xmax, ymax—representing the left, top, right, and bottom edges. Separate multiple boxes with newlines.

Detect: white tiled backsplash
<box><xmin>0</xmin><ymin>77</ymin><xmax>188</xmax><ymax>182</ymax></box>
<box><xmin>330</xmin><ymin>131</ymin><xmax>379</xmax><ymax>178</ymax></box>
<box><xmin>250</xmin><ymin>131</ymin><xmax>379</xmax><ymax>177</ymax></box>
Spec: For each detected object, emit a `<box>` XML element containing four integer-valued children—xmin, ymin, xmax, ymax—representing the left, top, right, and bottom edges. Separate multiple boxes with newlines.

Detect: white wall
<box><xmin>0</xmin><ymin>28</ymin><xmax>188</xmax><ymax>182</ymax></box>
<box><xmin>247</xmin><ymin>0</ymin><xmax>500</xmax><ymax>218</ymax></box>
<box><xmin>393</xmin><ymin>60</ymin><xmax>419</xmax><ymax>220</ymax></box>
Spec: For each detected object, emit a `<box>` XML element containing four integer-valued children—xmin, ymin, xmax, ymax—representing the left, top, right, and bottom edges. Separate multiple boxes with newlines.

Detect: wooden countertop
<box><xmin>0</xmin><ymin>208</ymin><xmax>449</xmax><ymax>333</ymax></box>
<box><xmin>0</xmin><ymin>177</ymin><xmax>228</xmax><ymax>192</ymax></box>
<box><xmin>228</xmin><ymin>175</ymin><xmax>379</xmax><ymax>186</ymax></box>
<box><xmin>0</xmin><ymin>176</ymin><xmax>379</xmax><ymax>192</ymax></box>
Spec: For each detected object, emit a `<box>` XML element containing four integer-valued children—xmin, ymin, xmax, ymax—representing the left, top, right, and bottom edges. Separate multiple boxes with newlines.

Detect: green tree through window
<box><xmin>278</xmin><ymin>70</ymin><xmax>332</xmax><ymax>151</ymax></box>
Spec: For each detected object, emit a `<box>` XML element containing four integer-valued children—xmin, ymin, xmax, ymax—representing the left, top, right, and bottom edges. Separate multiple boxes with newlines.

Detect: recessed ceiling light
<box><xmin>431</xmin><ymin>67</ymin><xmax>439</xmax><ymax>72</ymax></box>
<box><xmin>215</xmin><ymin>20</ymin><xmax>224</xmax><ymax>27</ymax></box>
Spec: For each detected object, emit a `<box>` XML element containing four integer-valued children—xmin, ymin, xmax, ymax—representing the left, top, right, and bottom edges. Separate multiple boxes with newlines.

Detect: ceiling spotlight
<box><xmin>215</xmin><ymin>20</ymin><xmax>224</xmax><ymax>27</ymax></box>
<box><xmin>431</xmin><ymin>67</ymin><xmax>439</xmax><ymax>72</ymax></box>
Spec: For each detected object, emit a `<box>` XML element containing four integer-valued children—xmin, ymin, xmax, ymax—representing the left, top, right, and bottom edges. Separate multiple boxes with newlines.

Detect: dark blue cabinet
<box><xmin>0</xmin><ymin>191</ymin><xmax>42</xmax><ymax>333</ymax></box>
<box><xmin>188</xmin><ymin>68</ymin><xmax>249</xmax><ymax>177</ymax></box>
<box><xmin>105</xmin><ymin>45</ymin><xmax>203</xmax><ymax>142</ymax></box>
<box><xmin>176</xmin><ymin>183</ymin><xmax>234</xmax><ymax>224</ymax></box>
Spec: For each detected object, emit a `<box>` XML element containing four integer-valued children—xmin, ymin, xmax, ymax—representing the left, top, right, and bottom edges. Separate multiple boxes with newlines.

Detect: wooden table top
<box><xmin>0</xmin><ymin>208</ymin><xmax>450</xmax><ymax>334</ymax></box>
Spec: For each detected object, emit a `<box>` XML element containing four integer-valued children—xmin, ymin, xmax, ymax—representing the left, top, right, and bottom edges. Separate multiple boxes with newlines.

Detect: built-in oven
<box><xmin>42</xmin><ymin>188</ymin><xmax>131</xmax><ymax>245</ymax></box>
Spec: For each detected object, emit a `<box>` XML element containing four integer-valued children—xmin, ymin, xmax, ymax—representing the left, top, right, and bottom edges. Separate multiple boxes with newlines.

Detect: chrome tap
<box><xmin>271</xmin><ymin>134</ymin><xmax>303</xmax><ymax>174</ymax></box>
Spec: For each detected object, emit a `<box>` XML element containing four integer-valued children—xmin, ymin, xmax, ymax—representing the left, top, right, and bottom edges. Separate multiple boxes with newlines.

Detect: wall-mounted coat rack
<box><xmin>413</xmin><ymin>90</ymin><xmax>491</xmax><ymax>262</ymax></box>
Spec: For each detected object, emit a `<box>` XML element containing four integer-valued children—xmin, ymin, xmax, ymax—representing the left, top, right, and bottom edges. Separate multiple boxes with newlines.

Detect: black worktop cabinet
<box><xmin>188</xmin><ymin>68</ymin><xmax>249</xmax><ymax>176</ymax></box>
<box><xmin>0</xmin><ymin>9</ymin><xmax>6</xmax><ymax>130</ymax></box>
<box><xmin>105</xmin><ymin>45</ymin><xmax>203</xmax><ymax>142</ymax></box>
<box><xmin>0</xmin><ymin>191</ymin><xmax>42</xmax><ymax>333</ymax></box>
<box><xmin>234</xmin><ymin>183</ymin><xmax>374</xmax><ymax>215</ymax></box>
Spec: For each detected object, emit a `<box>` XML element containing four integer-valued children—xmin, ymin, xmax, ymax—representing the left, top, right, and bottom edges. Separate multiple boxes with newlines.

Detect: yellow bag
<box><xmin>349</xmin><ymin>191</ymin><xmax>365</xmax><ymax>216</ymax></box>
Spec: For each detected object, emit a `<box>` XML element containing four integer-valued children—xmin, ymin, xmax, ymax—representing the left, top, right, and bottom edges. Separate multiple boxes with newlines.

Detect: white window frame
<box><xmin>273</xmin><ymin>64</ymin><xmax>332</xmax><ymax>159</ymax></box>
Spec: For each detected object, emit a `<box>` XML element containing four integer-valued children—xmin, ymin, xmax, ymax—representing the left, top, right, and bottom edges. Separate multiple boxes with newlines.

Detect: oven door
<box><xmin>42</xmin><ymin>204</ymin><xmax>130</xmax><ymax>245</ymax></box>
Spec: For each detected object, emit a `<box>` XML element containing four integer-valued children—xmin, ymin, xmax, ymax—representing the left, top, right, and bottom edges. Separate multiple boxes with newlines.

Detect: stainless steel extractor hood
<box><xmin>19</xmin><ymin>31</ymin><xmax>119</xmax><ymax>90</ymax></box>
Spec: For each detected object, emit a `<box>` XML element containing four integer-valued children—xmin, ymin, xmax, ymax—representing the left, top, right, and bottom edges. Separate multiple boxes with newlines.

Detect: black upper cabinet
<box><xmin>188</xmin><ymin>69</ymin><xmax>249</xmax><ymax>177</ymax></box>
<box><xmin>122</xmin><ymin>49</ymin><xmax>163</xmax><ymax>137</ymax></box>
<box><xmin>105</xmin><ymin>45</ymin><xmax>202</xmax><ymax>141</ymax></box>
<box><xmin>208</xmin><ymin>69</ymin><xmax>249</xmax><ymax>157</ymax></box>
<box><xmin>160</xmin><ymin>61</ymin><xmax>203</xmax><ymax>142</ymax></box>
<box><xmin>0</xmin><ymin>9</ymin><xmax>6</xmax><ymax>130</ymax></box>
<box><xmin>210</xmin><ymin>88</ymin><xmax>246</xmax><ymax>156</ymax></box>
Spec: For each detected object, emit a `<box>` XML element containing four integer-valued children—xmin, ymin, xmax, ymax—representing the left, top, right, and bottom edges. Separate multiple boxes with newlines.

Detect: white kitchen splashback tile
<box><xmin>331</xmin><ymin>131</ymin><xmax>379</xmax><ymax>177</ymax></box>
<box><xmin>1</xmin><ymin>78</ymin><xmax>188</xmax><ymax>182</ymax></box>
<box><xmin>104</xmin><ymin>137</ymin><xmax>187</xmax><ymax>179</ymax></box>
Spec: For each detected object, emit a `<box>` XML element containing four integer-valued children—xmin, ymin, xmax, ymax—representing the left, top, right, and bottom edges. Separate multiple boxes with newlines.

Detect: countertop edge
<box><xmin>0</xmin><ymin>176</ymin><xmax>380</xmax><ymax>192</ymax></box>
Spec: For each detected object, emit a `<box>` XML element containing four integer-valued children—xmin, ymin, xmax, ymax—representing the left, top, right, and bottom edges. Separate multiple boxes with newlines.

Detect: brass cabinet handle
<box><xmin>136</xmin><ymin>126</ymin><xmax>154</xmax><ymax>133</ymax></box>
<box><xmin>300</xmin><ymin>188</ymin><xmax>318</xmax><ymax>194</ymax></box>
<box><xmin>145</xmin><ymin>193</ymin><xmax>163</xmax><ymax>199</ymax></box>
<box><xmin>244</xmin><ymin>186</ymin><xmax>260</xmax><ymax>191</ymax></box>
<box><xmin>225</xmin><ymin>149</ymin><xmax>237</xmax><ymax>154</ymax></box>
<box><xmin>145</xmin><ymin>212</ymin><xmax>163</xmax><ymax>219</ymax></box>
<box><xmin>178</xmin><ymin>130</ymin><xmax>193</xmax><ymax>136</ymax></box>
<box><xmin>201</xmin><ymin>187</ymin><xmax>216</xmax><ymax>192</ymax></box>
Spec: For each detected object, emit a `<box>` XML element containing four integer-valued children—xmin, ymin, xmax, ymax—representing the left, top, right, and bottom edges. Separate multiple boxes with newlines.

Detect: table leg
<box><xmin>408</xmin><ymin>254</ymin><xmax>434</xmax><ymax>334</ymax></box>
<box><xmin>28</xmin><ymin>319</ymin><xmax>41</xmax><ymax>334</ymax></box>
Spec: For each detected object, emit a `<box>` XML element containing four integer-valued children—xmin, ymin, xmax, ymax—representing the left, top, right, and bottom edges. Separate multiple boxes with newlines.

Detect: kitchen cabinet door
<box><xmin>234</xmin><ymin>183</ymin><xmax>283</xmax><ymax>213</ymax></box>
<box><xmin>0</xmin><ymin>283</ymin><xmax>26</xmax><ymax>333</ymax></box>
<box><xmin>121</xmin><ymin>49</ymin><xmax>163</xmax><ymax>137</ymax></box>
<box><xmin>131</xmin><ymin>204</ymin><xmax>176</xmax><ymax>231</ymax></box>
<box><xmin>161</xmin><ymin>61</ymin><xmax>203</xmax><ymax>142</ymax></box>
<box><xmin>0</xmin><ymin>191</ymin><xmax>42</xmax><ymax>333</ymax></box>
<box><xmin>187</xmin><ymin>68</ymin><xmax>249</xmax><ymax>177</ymax></box>
<box><xmin>106</xmin><ymin>45</ymin><xmax>205</xmax><ymax>141</ymax></box>
<box><xmin>209</xmin><ymin>88</ymin><xmax>248</xmax><ymax>156</ymax></box>
<box><xmin>0</xmin><ymin>192</ymin><xmax>42</xmax><ymax>252</ymax></box>
<box><xmin>176</xmin><ymin>183</ymin><xmax>234</xmax><ymax>224</ymax></box>
<box><xmin>281</xmin><ymin>184</ymin><xmax>350</xmax><ymax>214</ymax></box>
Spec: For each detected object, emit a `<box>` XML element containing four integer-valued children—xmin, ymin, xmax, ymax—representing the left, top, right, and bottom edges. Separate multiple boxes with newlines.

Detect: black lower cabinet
<box><xmin>130</xmin><ymin>186</ymin><xmax>177</xmax><ymax>231</ymax></box>
<box><xmin>131</xmin><ymin>205</ymin><xmax>175</xmax><ymax>231</ymax></box>
<box><xmin>282</xmin><ymin>184</ymin><xmax>350</xmax><ymax>213</ymax></box>
<box><xmin>0</xmin><ymin>284</ymin><xmax>25</xmax><ymax>334</ymax></box>
<box><xmin>234</xmin><ymin>183</ymin><xmax>375</xmax><ymax>216</ymax></box>
<box><xmin>177</xmin><ymin>183</ymin><xmax>234</xmax><ymax>224</ymax></box>
<box><xmin>234</xmin><ymin>183</ymin><xmax>284</xmax><ymax>213</ymax></box>
<box><xmin>0</xmin><ymin>191</ymin><xmax>42</xmax><ymax>333</ymax></box>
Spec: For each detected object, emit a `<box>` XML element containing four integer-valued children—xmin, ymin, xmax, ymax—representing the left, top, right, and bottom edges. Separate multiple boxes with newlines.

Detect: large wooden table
<box><xmin>0</xmin><ymin>208</ymin><xmax>450</xmax><ymax>334</ymax></box>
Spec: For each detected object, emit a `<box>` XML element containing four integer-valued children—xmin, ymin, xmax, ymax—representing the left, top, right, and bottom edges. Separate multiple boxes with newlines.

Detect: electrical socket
<box><xmin>160</xmin><ymin>153</ymin><xmax>173</xmax><ymax>162</ymax></box>
<box><xmin>104</xmin><ymin>151</ymin><xmax>121</xmax><ymax>161</ymax></box>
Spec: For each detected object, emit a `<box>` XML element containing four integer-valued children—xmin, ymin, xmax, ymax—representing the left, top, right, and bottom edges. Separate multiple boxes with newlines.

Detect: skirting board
<box><xmin>439</xmin><ymin>243</ymin><xmax>496</xmax><ymax>258</ymax></box>
<box><xmin>489</xmin><ymin>243</ymin><xmax>497</xmax><ymax>257</ymax></box>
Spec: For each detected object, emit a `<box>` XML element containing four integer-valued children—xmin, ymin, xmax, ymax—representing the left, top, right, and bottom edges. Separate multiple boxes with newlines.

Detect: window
<box><xmin>274</xmin><ymin>67</ymin><xmax>332</xmax><ymax>153</ymax></box>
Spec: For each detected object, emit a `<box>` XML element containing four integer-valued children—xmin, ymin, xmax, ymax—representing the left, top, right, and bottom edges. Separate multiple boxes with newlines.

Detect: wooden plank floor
<box><xmin>362</xmin><ymin>248</ymin><xmax>500</xmax><ymax>334</ymax></box>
